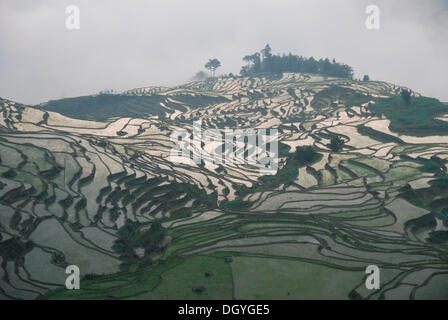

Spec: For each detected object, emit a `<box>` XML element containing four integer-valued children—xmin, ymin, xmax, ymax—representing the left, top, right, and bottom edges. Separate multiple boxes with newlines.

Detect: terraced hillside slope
<box><xmin>1</xmin><ymin>73</ymin><xmax>448</xmax><ymax>300</ymax></box>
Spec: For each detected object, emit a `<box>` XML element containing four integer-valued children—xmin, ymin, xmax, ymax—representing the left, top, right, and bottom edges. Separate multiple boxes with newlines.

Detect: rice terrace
<box><xmin>1</xmin><ymin>52</ymin><xmax>448</xmax><ymax>299</ymax></box>
<box><xmin>1</xmin><ymin>0</ymin><xmax>448</xmax><ymax>302</ymax></box>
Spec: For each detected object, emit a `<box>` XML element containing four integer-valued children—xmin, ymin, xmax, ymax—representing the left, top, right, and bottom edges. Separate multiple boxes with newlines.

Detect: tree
<box><xmin>363</xmin><ymin>75</ymin><xmax>370</xmax><ymax>82</ymax></box>
<box><xmin>242</xmin><ymin>53</ymin><xmax>261</xmax><ymax>74</ymax></box>
<box><xmin>205</xmin><ymin>58</ymin><xmax>221</xmax><ymax>77</ymax></box>
<box><xmin>193</xmin><ymin>71</ymin><xmax>208</xmax><ymax>81</ymax></box>
<box><xmin>401</xmin><ymin>89</ymin><xmax>411</xmax><ymax>105</ymax></box>
<box><xmin>328</xmin><ymin>136</ymin><xmax>345</xmax><ymax>152</ymax></box>
<box><xmin>240</xmin><ymin>45</ymin><xmax>353</xmax><ymax>79</ymax></box>
<box><xmin>261</xmin><ymin>44</ymin><xmax>272</xmax><ymax>60</ymax></box>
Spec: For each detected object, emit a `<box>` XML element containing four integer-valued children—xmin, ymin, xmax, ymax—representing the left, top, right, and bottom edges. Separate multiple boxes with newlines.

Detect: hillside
<box><xmin>1</xmin><ymin>73</ymin><xmax>448</xmax><ymax>300</ymax></box>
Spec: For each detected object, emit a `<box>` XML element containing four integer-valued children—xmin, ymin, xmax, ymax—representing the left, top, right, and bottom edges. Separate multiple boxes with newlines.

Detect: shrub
<box><xmin>293</xmin><ymin>146</ymin><xmax>321</xmax><ymax>166</ymax></box>
<box><xmin>328</xmin><ymin>136</ymin><xmax>345</xmax><ymax>152</ymax></box>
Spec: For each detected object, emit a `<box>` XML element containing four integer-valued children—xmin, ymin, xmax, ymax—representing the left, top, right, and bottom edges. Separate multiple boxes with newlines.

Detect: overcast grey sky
<box><xmin>1</xmin><ymin>0</ymin><xmax>447</xmax><ymax>105</ymax></box>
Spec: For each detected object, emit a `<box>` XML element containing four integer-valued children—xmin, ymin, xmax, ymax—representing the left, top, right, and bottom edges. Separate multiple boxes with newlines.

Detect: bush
<box><xmin>401</xmin><ymin>89</ymin><xmax>411</xmax><ymax>105</ymax></box>
<box><xmin>114</xmin><ymin>220</ymin><xmax>166</xmax><ymax>261</ymax></box>
<box><xmin>328</xmin><ymin>136</ymin><xmax>345</xmax><ymax>152</ymax></box>
<box><xmin>293</xmin><ymin>146</ymin><xmax>321</xmax><ymax>166</ymax></box>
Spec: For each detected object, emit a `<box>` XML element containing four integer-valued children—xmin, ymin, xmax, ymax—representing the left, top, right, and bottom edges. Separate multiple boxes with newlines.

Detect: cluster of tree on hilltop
<box><xmin>240</xmin><ymin>44</ymin><xmax>354</xmax><ymax>79</ymax></box>
<box><xmin>195</xmin><ymin>44</ymin><xmax>355</xmax><ymax>81</ymax></box>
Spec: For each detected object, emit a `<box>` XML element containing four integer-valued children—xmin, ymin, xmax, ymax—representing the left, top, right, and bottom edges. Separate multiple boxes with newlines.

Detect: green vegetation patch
<box><xmin>369</xmin><ymin>96</ymin><xmax>448</xmax><ymax>136</ymax></box>
<box><xmin>136</xmin><ymin>255</ymin><xmax>233</xmax><ymax>299</ymax></box>
<box><xmin>427</xmin><ymin>231</ymin><xmax>448</xmax><ymax>244</ymax></box>
<box><xmin>357</xmin><ymin>125</ymin><xmax>404</xmax><ymax>144</ymax></box>
<box><xmin>0</xmin><ymin>237</ymin><xmax>34</xmax><ymax>261</ymax></box>
<box><xmin>231</xmin><ymin>256</ymin><xmax>362</xmax><ymax>299</ymax></box>
<box><xmin>39</xmin><ymin>94</ymin><xmax>169</xmax><ymax>121</ymax></box>
<box><xmin>113</xmin><ymin>221</ymin><xmax>166</xmax><ymax>271</ymax></box>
